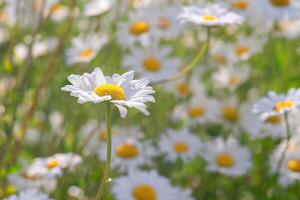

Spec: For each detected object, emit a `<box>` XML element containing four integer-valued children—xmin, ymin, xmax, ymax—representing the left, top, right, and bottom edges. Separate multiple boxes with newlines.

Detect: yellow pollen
<box><xmin>176</xmin><ymin>83</ymin><xmax>190</xmax><ymax>96</ymax></box>
<box><xmin>188</xmin><ymin>106</ymin><xmax>206</xmax><ymax>118</ymax></box>
<box><xmin>99</xmin><ymin>131</ymin><xmax>107</xmax><ymax>142</ymax></box>
<box><xmin>173</xmin><ymin>142</ymin><xmax>189</xmax><ymax>154</ymax></box>
<box><xmin>265</xmin><ymin>115</ymin><xmax>281</xmax><ymax>124</ymax></box>
<box><xmin>228</xmin><ymin>76</ymin><xmax>241</xmax><ymax>85</ymax></box>
<box><xmin>143</xmin><ymin>57</ymin><xmax>161</xmax><ymax>72</ymax></box>
<box><xmin>270</xmin><ymin>0</ymin><xmax>290</xmax><ymax>7</ymax></box>
<box><xmin>116</xmin><ymin>143</ymin><xmax>139</xmax><ymax>159</ymax></box>
<box><xmin>129</xmin><ymin>21</ymin><xmax>150</xmax><ymax>36</ymax></box>
<box><xmin>216</xmin><ymin>153</ymin><xmax>234</xmax><ymax>168</ymax></box>
<box><xmin>132</xmin><ymin>184</ymin><xmax>157</xmax><ymax>200</ymax></box>
<box><xmin>47</xmin><ymin>159</ymin><xmax>60</xmax><ymax>169</ymax></box>
<box><xmin>274</xmin><ymin>100</ymin><xmax>294</xmax><ymax>112</ymax></box>
<box><xmin>287</xmin><ymin>160</ymin><xmax>300</xmax><ymax>172</ymax></box>
<box><xmin>202</xmin><ymin>15</ymin><xmax>218</xmax><ymax>21</ymax></box>
<box><xmin>80</xmin><ymin>48</ymin><xmax>94</xmax><ymax>58</ymax></box>
<box><xmin>212</xmin><ymin>54</ymin><xmax>227</xmax><ymax>64</ymax></box>
<box><xmin>235</xmin><ymin>46</ymin><xmax>249</xmax><ymax>56</ymax></box>
<box><xmin>93</xmin><ymin>84</ymin><xmax>126</xmax><ymax>100</ymax></box>
<box><xmin>231</xmin><ymin>1</ymin><xmax>249</xmax><ymax>10</ymax></box>
<box><xmin>51</xmin><ymin>3</ymin><xmax>63</xmax><ymax>13</ymax></box>
<box><xmin>158</xmin><ymin>16</ymin><xmax>170</xmax><ymax>30</ymax></box>
<box><xmin>222</xmin><ymin>106</ymin><xmax>238</xmax><ymax>122</ymax></box>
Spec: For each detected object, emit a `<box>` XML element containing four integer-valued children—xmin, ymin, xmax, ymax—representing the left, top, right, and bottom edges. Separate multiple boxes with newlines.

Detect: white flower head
<box><xmin>84</xmin><ymin>0</ymin><xmax>114</xmax><ymax>17</ymax></box>
<box><xmin>178</xmin><ymin>4</ymin><xmax>244</xmax><ymax>27</ymax></box>
<box><xmin>4</xmin><ymin>189</ymin><xmax>53</xmax><ymax>200</ymax></box>
<box><xmin>61</xmin><ymin>67</ymin><xmax>155</xmax><ymax>118</ymax></box>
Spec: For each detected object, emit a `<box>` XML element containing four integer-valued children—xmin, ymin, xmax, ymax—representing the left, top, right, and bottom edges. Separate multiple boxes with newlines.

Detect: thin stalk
<box><xmin>95</xmin><ymin>102</ymin><xmax>112</xmax><ymax>200</ymax></box>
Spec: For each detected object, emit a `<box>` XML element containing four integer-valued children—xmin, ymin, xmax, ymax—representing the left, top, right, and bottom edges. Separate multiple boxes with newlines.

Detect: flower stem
<box><xmin>95</xmin><ymin>102</ymin><xmax>112</xmax><ymax>200</ymax></box>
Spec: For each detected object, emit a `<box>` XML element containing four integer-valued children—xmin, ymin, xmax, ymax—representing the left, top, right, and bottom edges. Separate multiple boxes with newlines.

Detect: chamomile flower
<box><xmin>225</xmin><ymin>0</ymin><xmax>253</xmax><ymax>17</ymax></box>
<box><xmin>203</xmin><ymin>137</ymin><xmax>252</xmax><ymax>176</ymax></box>
<box><xmin>158</xmin><ymin>129</ymin><xmax>202</xmax><ymax>162</ymax></box>
<box><xmin>178</xmin><ymin>4</ymin><xmax>244</xmax><ymax>27</ymax></box>
<box><xmin>4</xmin><ymin>189</ymin><xmax>53</xmax><ymax>200</ymax></box>
<box><xmin>98</xmin><ymin>134</ymin><xmax>155</xmax><ymax>172</ymax></box>
<box><xmin>123</xmin><ymin>45</ymin><xmax>181</xmax><ymax>82</ymax></box>
<box><xmin>274</xmin><ymin>19</ymin><xmax>300</xmax><ymax>39</ymax></box>
<box><xmin>61</xmin><ymin>67</ymin><xmax>155</xmax><ymax>118</ymax></box>
<box><xmin>47</xmin><ymin>1</ymin><xmax>69</xmax><ymax>22</ymax></box>
<box><xmin>212</xmin><ymin>64</ymin><xmax>250</xmax><ymax>91</ymax></box>
<box><xmin>83</xmin><ymin>0</ymin><xmax>114</xmax><ymax>17</ymax></box>
<box><xmin>217</xmin><ymin>97</ymin><xmax>240</xmax><ymax>124</ymax></box>
<box><xmin>112</xmin><ymin>170</ymin><xmax>179</xmax><ymax>200</ymax></box>
<box><xmin>253</xmin><ymin>88</ymin><xmax>300</xmax><ymax>120</ymax></box>
<box><xmin>65</xmin><ymin>34</ymin><xmax>108</xmax><ymax>65</ymax></box>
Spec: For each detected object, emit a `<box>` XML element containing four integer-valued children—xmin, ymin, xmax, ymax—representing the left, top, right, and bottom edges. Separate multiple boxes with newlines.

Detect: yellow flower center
<box><xmin>129</xmin><ymin>21</ymin><xmax>150</xmax><ymax>36</ymax></box>
<box><xmin>222</xmin><ymin>106</ymin><xmax>238</xmax><ymax>122</ymax></box>
<box><xmin>270</xmin><ymin>0</ymin><xmax>290</xmax><ymax>7</ymax></box>
<box><xmin>202</xmin><ymin>15</ymin><xmax>218</xmax><ymax>21</ymax></box>
<box><xmin>231</xmin><ymin>1</ymin><xmax>249</xmax><ymax>10</ymax></box>
<box><xmin>158</xmin><ymin>16</ymin><xmax>170</xmax><ymax>30</ymax></box>
<box><xmin>173</xmin><ymin>142</ymin><xmax>189</xmax><ymax>154</ymax></box>
<box><xmin>235</xmin><ymin>46</ymin><xmax>249</xmax><ymax>56</ymax></box>
<box><xmin>143</xmin><ymin>57</ymin><xmax>161</xmax><ymax>72</ymax></box>
<box><xmin>98</xmin><ymin>131</ymin><xmax>107</xmax><ymax>142</ymax></box>
<box><xmin>51</xmin><ymin>3</ymin><xmax>63</xmax><ymax>13</ymax></box>
<box><xmin>116</xmin><ymin>143</ymin><xmax>139</xmax><ymax>159</ymax></box>
<box><xmin>228</xmin><ymin>75</ymin><xmax>241</xmax><ymax>86</ymax></box>
<box><xmin>176</xmin><ymin>83</ymin><xmax>190</xmax><ymax>96</ymax></box>
<box><xmin>188</xmin><ymin>106</ymin><xmax>206</xmax><ymax>118</ymax></box>
<box><xmin>274</xmin><ymin>100</ymin><xmax>294</xmax><ymax>112</ymax></box>
<box><xmin>287</xmin><ymin>160</ymin><xmax>300</xmax><ymax>172</ymax></box>
<box><xmin>93</xmin><ymin>84</ymin><xmax>126</xmax><ymax>100</ymax></box>
<box><xmin>47</xmin><ymin>159</ymin><xmax>60</xmax><ymax>169</ymax></box>
<box><xmin>212</xmin><ymin>54</ymin><xmax>227</xmax><ymax>65</ymax></box>
<box><xmin>132</xmin><ymin>184</ymin><xmax>157</xmax><ymax>200</ymax></box>
<box><xmin>80</xmin><ymin>48</ymin><xmax>94</xmax><ymax>58</ymax></box>
<box><xmin>215</xmin><ymin>153</ymin><xmax>234</xmax><ymax>168</ymax></box>
<box><xmin>264</xmin><ymin>115</ymin><xmax>282</xmax><ymax>124</ymax></box>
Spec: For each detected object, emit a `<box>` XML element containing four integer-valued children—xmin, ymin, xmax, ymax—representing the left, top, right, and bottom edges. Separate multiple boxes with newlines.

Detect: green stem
<box><xmin>95</xmin><ymin>102</ymin><xmax>112</xmax><ymax>200</ymax></box>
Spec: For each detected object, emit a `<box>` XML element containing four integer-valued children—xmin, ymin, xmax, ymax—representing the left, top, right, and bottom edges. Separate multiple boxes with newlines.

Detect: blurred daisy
<box><xmin>84</xmin><ymin>0</ymin><xmax>114</xmax><ymax>17</ymax></box>
<box><xmin>61</xmin><ymin>67</ymin><xmax>155</xmax><ymax>118</ymax></box>
<box><xmin>178</xmin><ymin>4</ymin><xmax>244</xmax><ymax>27</ymax></box>
<box><xmin>158</xmin><ymin>129</ymin><xmax>202</xmax><ymax>162</ymax></box>
<box><xmin>253</xmin><ymin>88</ymin><xmax>300</xmax><ymax>120</ymax></box>
<box><xmin>274</xmin><ymin>19</ymin><xmax>300</xmax><ymax>39</ymax></box>
<box><xmin>212</xmin><ymin>64</ymin><xmax>250</xmax><ymax>91</ymax></box>
<box><xmin>226</xmin><ymin>0</ymin><xmax>253</xmax><ymax>16</ymax></box>
<box><xmin>203</xmin><ymin>137</ymin><xmax>252</xmax><ymax>176</ymax></box>
<box><xmin>112</xmin><ymin>170</ymin><xmax>179</xmax><ymax>200</ymax></box>
<box><xmin>47</xmin><ymin>1</ymin><xmax>69</xmax><ymax>22</ymax></box>
<box><xmin>98</xmin><ymin>134</ymin><xmax>155</xmax><ymax>172</ymax></box>
<box><xmin>217</xmin><ymin>97</ymin><xmax>240</xmax><ymax>124</ymax></box>
<box><xmin>209</xmin><ymin>41</ymin><xmax>233</xmax><ymax>65</ymax></box>
<box><xmin>4</xmin><ymin>189</ymin><xmax>53</xmax><ymax>200</ymax></box>
<box><xmin>123</xmin><ymin>45</ymin><xmax>181</xmax><ymax>82</ymax></box>
<box><xmin>65</xmin><ymin>34</ymin><xmax>108</xmax><ymax>65</ymax></box>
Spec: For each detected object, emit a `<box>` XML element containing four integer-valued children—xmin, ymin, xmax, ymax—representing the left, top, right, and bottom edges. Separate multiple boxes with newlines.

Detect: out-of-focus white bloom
<box><xmin>217</xmin><ymin>97</ymin><xmax>240</xmax><ymax>124</ymax></box>
<box><xmin>84</xmin><ymin>0</ymin><xmax>114</xmax><ymax>17</ymax></box>
<box><xmin>225</xmin><ymin>0</ymin><xmax>254</xmax><ymax>17</ymax></box>
<box><xmin>274</xmin><ymin>19</ymin><xmax>300</xmax><ymax>39</ymax></box>
<box><xmin>212</xmin><ymin>65</ymin><xmax>250</xmax><ymax>91</ymax></box>
<box><xmin>47</xmin><ymin>2</ymin><xmax>69</xmax><ymax>22</ymax></box>
<box><xmin>4</xmin><ymin>189</ymin><xmax>53</xmax><ymax>200</ymax></box>
<box><xmin>61</xmin><ymin>67</ymin><xmax>155</xmax><ymax>118</ymax></box>
<box><xmin>0</xmin><ymin>26</ymin><xmax>8</xmax><ymax>44</ymax></box>
<box><xmin>49</xmin><ymin>111</ymin><xmax>64</xmax><ymax>132</ymax></box>
<box><xmin>123</xmin><ymin>45</ymin><xmax>181</xmax><ymax>82</ymax></box>
<box><xmin>178</xmin><ymin>4</ymin><xmax>244</xmax><ymax>27</ymax></box>
<box><xmin>203</xmin><ymin>137</ymin><xmax>252</xmax><ymax>176</ymax></box>
<box><xmin>158</xmin><ymin>129</ymin><xmax>202</xmax><ymax>162</ymax></box>
<box><xmin>253</xmin><ymin>89</ymin><xmax>300</xmax><ymax>120</ymax></box>
<box><xmin>65</xmin><ymin>34</ymin><xmax>108</xmax><ymax>65</ymax></box>
<box><xmin>25</xmin><ymin>129</ymin><xmax>41</xmax><ymax>145</ymax></box>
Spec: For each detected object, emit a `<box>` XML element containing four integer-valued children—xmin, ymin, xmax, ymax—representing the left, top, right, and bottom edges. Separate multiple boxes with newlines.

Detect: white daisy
<box><xmin>123</xmin><ymin>45</ymin><xmax>181</xmax><ymax>82</ymax></box>
<box><xmin>203</xmin><ymin>137</ymin><xmax>252</xmax><ymax>176</ymax></box>
<box><xmin>253</xmin><ymin>88</ymin><xmax>300</xmax><ymax>120</ymax></box>
<box><xmin>217</xmin><ymin>97</ymin><xmax>240</xmax><ymax>124</ymax></box>
<box><xmin>4</xmin><ymin>189</ymin><xmax>53</xmax><ymax>200</ymax></box>
<box><xmin>47</xmin><ymin>1</ymin><xmax>69</xmax><ymax>22</ymax></box>
<box><xmin>274</xmin><ymin>19</ymin><xmax>300</xmax><ymax>39</ymax></box>
<box><xmin>65</xmin><ymin>34</ymin><xmax>108</xmax><ymax>65</ymax></box>
<box><xmin>178</xmin><ymin>4</ymin><xmax>244</xmax><ymax>27</ymax></box>
<box><xmin>83</xmin><ymin>0</ymin><xmax>114</xmax><ymax>17</ymax></box>
<box><xmin>158</xmin><ymin>129</ymin><xmax>202</xmax><ymax>162</ymax></box>
<box><xmin>225</xmin><ymin>0</ymin><xmax>254</xmax><ymax>17</ymax></box>
<box><xmin>61</xmin><ymin>67</ymin><xmax>156</xmax><ymax>118</ymax></box>
<box><xmin>112</xmin><ymin>170</ymin><xmax>179</xmax><ymax>200</ymax></box>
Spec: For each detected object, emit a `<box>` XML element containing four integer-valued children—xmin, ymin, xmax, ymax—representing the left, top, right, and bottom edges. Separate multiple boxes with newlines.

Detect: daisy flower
<box><xmin>65</xmin><ymin>34</ymin><xmax>108</xmax><ymax>65</ymax></box>
<box><xmin>83</xmin><ymin>0</ymin><xmax>114</xmax><ymax>17</ymax></box>
<box><xmin>123</xmin><ymin>45</ymin><xmax>181</xmax><ymax>82</ymax></box>
<box><xmin>98</xmin><ymin>134</ymin><xmax>155</xmax><ymax>172</ymax></box>
<box><xmin>253</xmin><ymin>88</ymin><xmax>300</xmax><ymax>120</ymax></box>
<box><xmin>203</xmin><ymin>137</ymin><xmax>252</xmax><ymax>176</ymax></box>
<box><xmin>217</xmin><ymin>97</ymin><xmax>240</xmax><ymax>124</ymax></box>
<box><xmin>212</xmin><ymin>64</ymin><xmax>250</xmax><ymax>91</ymax></box>
<box><xmin>112</xmin><ymin>170</ymin><xmax>180</xmax><ymax>200</ymax></box>
<box><xmin>158</xmin><ymin>129</ymin><xmax>202</xmax><ymax>162</ymax></box>
<box><xmin>209</xmin><ymin>41</ymin><xmax>233</xmax><ymax>66</ymax></box>
<box><xmin>47</xmin><ymin>1</ymin><xmax>69</xmax><ymax>22</ymax></box>
<box><xmin>61</xmin><ymin>67</ymin><xmax>155</xmax><ymax>118</ymax></box>
<box><xmin>178</xmin><ymin>4</ymin><xmax>244</xmax><ymax>27</ymax></box>
<box><xmin>225</xmin><ymin>0</ymin><xmax>253</xmax><ymax>16</ymax></box>
<box><xmin>4</xmin><ymin>189</ymin><xmax>53</xmax><ymax>200</ymax></box>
